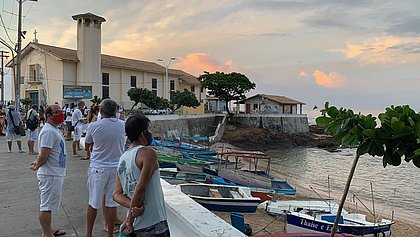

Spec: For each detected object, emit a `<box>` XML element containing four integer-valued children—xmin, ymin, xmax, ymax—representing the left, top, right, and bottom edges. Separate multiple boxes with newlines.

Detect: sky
<box><xmin>1</xmin><ymin>0</ymin><xmax>419</xmax><ymax>113</ymax></box>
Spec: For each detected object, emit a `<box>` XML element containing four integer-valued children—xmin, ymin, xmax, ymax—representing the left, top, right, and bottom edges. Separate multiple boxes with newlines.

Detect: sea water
<box><xmin>266</xmin><ymin>147</ymin><xmax>420</xmax><ymax>225</ymax></box>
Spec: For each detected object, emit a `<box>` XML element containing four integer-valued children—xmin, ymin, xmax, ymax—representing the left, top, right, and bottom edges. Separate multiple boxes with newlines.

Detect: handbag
<box><xmin>68</xmin><ymin>121</ymin><xmax>78</xmax><ymax>132</ymax></box>
<box><xmin>9</xmin><ymin>111</ymin><xmax>26</xmax><ymax>136</ymax></box>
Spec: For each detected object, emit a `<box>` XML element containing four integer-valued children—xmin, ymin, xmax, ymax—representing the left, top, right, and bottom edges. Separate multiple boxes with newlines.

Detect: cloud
<box><xmin>299</xmin><ymin>71</ymin><xmax>307</xmax><ymax>77</ymax></box>
<box><xmin>336</xmin><ymin>36</ymin><xmax>420</xmax><ymax>64</ymax></box>
<box><xmin>312</xmin><ymin>70</ymin><xmax>346</xmax><ymax>88</ymax></box>
<box><xmin>387</xmin><ymin>18</ymin><xmax>420</xmax><ymax>37</ymax></box>
<box><xmin>173</xmin><ymin>53</ymin><xmax>243</xmax><ymax>76</ymax></box>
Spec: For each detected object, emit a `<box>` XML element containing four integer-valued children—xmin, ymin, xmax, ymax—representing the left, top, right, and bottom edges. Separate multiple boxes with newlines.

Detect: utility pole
<box><xmin>15</xmin><ymin>0</ymin><xmax>23</xmax><ymax>110</ymax></box>
<box><xmin>0</xmin><ymin>51</ymin><xmax>9</xmax><ymax>105</ymax></box>
<box><xmin>16</xmin><ymin>0</ymin><xmax>37</xmax><ymax>110</ymax></box>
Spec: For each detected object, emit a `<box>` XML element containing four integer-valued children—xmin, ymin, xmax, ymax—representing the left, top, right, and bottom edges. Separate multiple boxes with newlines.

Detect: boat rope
<box><xmin>252</xmin><ymin>215</ymin><xmax>281</xmax><ymax>235</ymax></box>
<box><xmin>375</xmin><ymin>188</ymin><xmax>396</xmax><ymax>223</ymax></box>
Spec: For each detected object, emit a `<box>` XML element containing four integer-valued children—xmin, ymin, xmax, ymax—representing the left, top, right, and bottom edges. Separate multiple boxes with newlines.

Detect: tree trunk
<box><xmin>225</xmin><ymin>100</ymin><xmax>232</xmax><ymax>117</ymax></box>
<box><xmin>330</xmin><ymin>153</ymin><xmax>361</xmax><ymax>236</ymax></box>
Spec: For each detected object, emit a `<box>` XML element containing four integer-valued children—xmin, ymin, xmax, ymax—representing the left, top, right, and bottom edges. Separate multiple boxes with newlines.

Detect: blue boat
<box><xmin>212</xmin><ymin>177</ymin><xmax>296</xmax><ymax>195</ymax></box>
<box><xmin>178</xmin><ymin>183</ymin><xmax>261</xmax><ymax>213</ymax></box>
<box><xmin>286</xmin><ymin>211</ymin><xmax>394</xmax><ymax>237</ymax></box>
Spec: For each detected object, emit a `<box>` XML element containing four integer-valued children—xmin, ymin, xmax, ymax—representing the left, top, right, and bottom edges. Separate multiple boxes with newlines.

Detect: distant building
<box><xmin>7</xmin><ymin>13</ymin><xmax>203</xmax><ymax>114</ymax></box>
<box><xmin>235</xmin><ymin>94</ymin><xmax>305</xmax><ymax>114</ymax></box>
<box><xmin>204</xmin><ymin>95</ymin><xmax>227</xmax><ymax>113</ymax></box>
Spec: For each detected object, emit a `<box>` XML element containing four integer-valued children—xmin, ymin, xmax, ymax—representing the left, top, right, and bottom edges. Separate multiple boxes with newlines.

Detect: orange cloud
<box><xmin>312</xmin><ymin>70</ymin><xmax>346</xmax><ymax>88</ymax></box>
<box><xmin>173</xmin><ymin>53</ymin><xmax>241</xmax><ymax>76</ymax></box>
<box><xmin>299</xmin><ymin>71</ymin><xmax>307</xmax><ymax>77</ymax></box>
<box><xmin>337</xmin><ymin>36</ymin><xmax>420</xmax><ymax>64</ymax></box>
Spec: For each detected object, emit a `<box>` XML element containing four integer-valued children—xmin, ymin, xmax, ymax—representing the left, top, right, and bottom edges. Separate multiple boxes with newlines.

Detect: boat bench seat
<box><xmin>229</xmin><ymin>190</ymin><xmax>242</xmax><ymax>198</ymax></box>
<box><xmin>209</xmin><ymin>188</ymin><xmax>223</xmax><ymax>198</ymax></box>
<box><xmin>321</xmin><ymin>214</ymin><xmax>344</xmax><ymax>224</ymax></box>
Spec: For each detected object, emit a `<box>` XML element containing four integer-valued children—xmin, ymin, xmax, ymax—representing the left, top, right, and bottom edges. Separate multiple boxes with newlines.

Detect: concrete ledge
<box><xmin>162</xmin><ymin>180</ymin><xmax>246</xmax><ymax>237</ymax></box>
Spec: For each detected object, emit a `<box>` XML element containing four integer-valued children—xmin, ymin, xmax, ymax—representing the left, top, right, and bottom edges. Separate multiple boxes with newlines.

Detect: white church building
<box><xmin>7</xmin><ymin>13</ymin><xmax>204</xmax><ymax>114</ymax></box>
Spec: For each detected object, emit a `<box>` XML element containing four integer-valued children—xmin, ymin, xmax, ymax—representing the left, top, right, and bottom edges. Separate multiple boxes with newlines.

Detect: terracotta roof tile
<box><xmin>238</xmin><ymin>94</ymin><xmax>305</xmax><ymax>105</ymax></box>
<box><xmin>16</xmin><ymin>43</ymin><xmax>200</xmax><ymax>85</ymax></box>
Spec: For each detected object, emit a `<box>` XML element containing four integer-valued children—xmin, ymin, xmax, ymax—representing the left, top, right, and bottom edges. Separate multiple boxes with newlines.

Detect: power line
<box><xmin>0</xmin><ymin>13</ymin><xmax>14</xmax><ymax>45</ymax></box>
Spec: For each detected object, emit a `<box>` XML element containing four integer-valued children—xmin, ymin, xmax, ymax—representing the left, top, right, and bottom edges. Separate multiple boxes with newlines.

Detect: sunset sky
<box><xmin>1</xmin><ymin>0</ymin><xmax>419</xmax><ymax>112</ymax></box>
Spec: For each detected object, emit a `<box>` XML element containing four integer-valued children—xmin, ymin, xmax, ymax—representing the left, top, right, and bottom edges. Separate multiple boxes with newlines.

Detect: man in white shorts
<box><xmin>5</xmin><ymin>104</ymin><xmax>25</xmax><ymax>153</ymax></box>
<box><xmin>72</xmin><ymin>100</ymin><xmax>86</xmax><ymax>157</ymax></box>
<box><xmin>85</xmin><ymin>99</ymin><xmax>126</xmax><ymax>237</ymax></box>
<box><xmin>26</xmin><ymin>104</ymin><xmax>40</xmax><ymax>155</ymax></box>
<box><xmin>30</xmin><ymin>104</ymin><xmax>67</xmax><ymax>237</ymax></box>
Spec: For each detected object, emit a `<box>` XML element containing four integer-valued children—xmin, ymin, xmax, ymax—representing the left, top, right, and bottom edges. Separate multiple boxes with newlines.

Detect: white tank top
<box><xmin>117</xmin><ymin>145</ymin><xmax>167</xmax><ymax>229</ymax></box>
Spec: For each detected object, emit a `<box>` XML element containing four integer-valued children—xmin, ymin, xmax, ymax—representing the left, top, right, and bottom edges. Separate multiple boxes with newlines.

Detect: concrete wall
<box><xmin>234</xmin><ymin>114</ymin><xmax>309</xmax><ymax>133</ymax></box>
<box><xmin>162</xmin><ymin>180</ymin><xmax>246</xmax><ymax>237</ymax></box>
<box><xmin>148</xmin><ymin>114</ymin><xmax>216</xmax><ymax>139</ymax></box>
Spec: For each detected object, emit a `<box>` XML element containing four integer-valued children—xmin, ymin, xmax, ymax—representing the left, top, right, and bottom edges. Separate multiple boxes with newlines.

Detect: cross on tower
<box><xmin>33</xmin><ymin>29</ymin><xmax>38</xmax><ymax>43</ymax></box>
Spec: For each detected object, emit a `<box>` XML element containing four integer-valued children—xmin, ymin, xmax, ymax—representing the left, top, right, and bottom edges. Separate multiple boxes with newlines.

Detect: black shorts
<box><xmin>129</xmin><ymin>220</ymin><xmax>170</xmax><ymax>237</ymax></box>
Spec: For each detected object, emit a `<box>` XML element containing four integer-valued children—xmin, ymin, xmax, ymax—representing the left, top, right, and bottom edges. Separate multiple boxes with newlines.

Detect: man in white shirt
<box><xmin>71</xmin><ymin>101</ymin><xmax>86</xmax><ymax>157</ymax></box>
<box><xmin>30</xmin><ymin>104</ymin><xmax>67</xmax><ymax>237</ymax></box>
<box><xmin>65</xmin><ymin>103</ymin><xmax>74</xmax><ymax>141</ymax></box>
<box><xmin>84</xmin><ymin>99</ymin><xmax>126</xmax><ymax>237</ymax></box>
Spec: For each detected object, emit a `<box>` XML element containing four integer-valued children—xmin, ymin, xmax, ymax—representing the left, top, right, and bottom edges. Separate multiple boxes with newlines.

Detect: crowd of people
<box><xmin>2</xmin><ymin>99</ymin><xmax>170</xmax><ymax>237</ymax></box>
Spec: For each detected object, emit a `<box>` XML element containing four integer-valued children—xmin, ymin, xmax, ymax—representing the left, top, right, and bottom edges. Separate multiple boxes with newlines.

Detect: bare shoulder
<box><xmin>137</xmin><ymin>147</ymin><xmax>157</xmax><ymax>159</ymax></box>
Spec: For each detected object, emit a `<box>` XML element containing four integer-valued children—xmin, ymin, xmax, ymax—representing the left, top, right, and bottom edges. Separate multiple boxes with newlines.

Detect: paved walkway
<box><xmin>0</xmin><ymin>134</ymin><xmax>126</xmax><ymax>237</ymax></box>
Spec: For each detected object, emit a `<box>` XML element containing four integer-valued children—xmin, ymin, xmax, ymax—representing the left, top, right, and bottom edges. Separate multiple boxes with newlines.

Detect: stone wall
<box><xmin>234</xmin><ymin>114</ymin><xmax>309</xmax><ymax>133</ymax></box>
<box><xmin>148</xmin><ymin>114</ymin><xmax>218</xmax><ymax>139</ymax></box>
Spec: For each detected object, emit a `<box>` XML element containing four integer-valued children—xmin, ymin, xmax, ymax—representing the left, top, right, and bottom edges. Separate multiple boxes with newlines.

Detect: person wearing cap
<box><xmin>5</xmin><ymin>105</ymin><xmax>26</xmax><ymax>153</ymax></box>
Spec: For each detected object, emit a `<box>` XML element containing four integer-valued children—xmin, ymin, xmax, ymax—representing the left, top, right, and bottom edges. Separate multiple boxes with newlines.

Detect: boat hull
<box><xmin>286</xmin><ymin>213</ymin><xmax>393</xmax><ymax>237</ymax></box>
<box><xmin>191</xmin><ymin>196</ymin><xmax>260</xmax><ymax>212</ymax></box>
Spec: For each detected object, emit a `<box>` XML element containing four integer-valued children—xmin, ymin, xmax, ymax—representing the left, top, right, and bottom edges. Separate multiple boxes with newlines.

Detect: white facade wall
<box><xmin>244</xmin><ymin>96</ymin><xmax>298</xmax><ymax>114</ymax></box>
<box><xmin>19</xmin><ymin>49</ymin><xmax>65</xmax><ymax>106</ymax></box>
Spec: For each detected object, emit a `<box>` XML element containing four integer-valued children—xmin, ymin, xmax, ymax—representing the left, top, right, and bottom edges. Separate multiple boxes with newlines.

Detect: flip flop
<box><xmin>104</xmin><ymin>226</ymin><xmax>119</xmax><ymax>234</ymax></box>
<box><xmin>53</xmin><ymin>229</ymin><xmax>66</xmax><ymax>236</ymax></box>
<box><xmin>72</xmin><ymin>154</ymin><xmax>81</xmax><ymax>158</ymax></box>
<box><xmin>80</xmin><ymin>156</ymin><xmax>90</xmax><ymax>160</ymax></box>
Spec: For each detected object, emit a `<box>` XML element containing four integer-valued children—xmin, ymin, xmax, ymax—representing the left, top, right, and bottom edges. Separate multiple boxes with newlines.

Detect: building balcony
<box><xmin>26</xmin><ymin>77</ymin><xmax>42</xmax><ymax>85</ymax></box>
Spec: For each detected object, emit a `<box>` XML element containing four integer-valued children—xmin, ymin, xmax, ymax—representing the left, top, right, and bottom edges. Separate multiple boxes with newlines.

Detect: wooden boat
<box><xmin>160</xmin><ymin>170</ymin><xmax>207</xmax><ymax>185</ymax></box>
<box><xmin>286</xmin><ymin>210</ymin><xmax>394</xmax><ymax>237</ymax></box>
<box><xmin>265</xmin><ymin>200</ymin><xmax>346</xmax><ymax>216</ymax></box>
<box><xmin>178</xmin><ymin>183</ymin><xmax>261</xmax><ymax>213</ymax></box>
<box><xmin>212</xmin><ymin>177</ymin><xmax>296</xmax><ymax>195</ymax></box>
<box><xmin>176</xmin><ymin>162</ymin><xmax>208</xmax><ymax>173</ymax></box>
<box><xmin>157</xmin><ymin>155</ymin><xmax>211</xmax><ymax>166</ymax></box>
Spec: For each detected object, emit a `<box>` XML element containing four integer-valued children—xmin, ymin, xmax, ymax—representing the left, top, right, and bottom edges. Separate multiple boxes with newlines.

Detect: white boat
<box><xmin>286</xmin><ymin>210</ymin><xmax>394</xmax><ymax>237</ymax></box>
<box><xmin>178</xmin><ymin>183</ymin><xmax>261</xmax><ymax>212</ymax></box>
<box><xmin>264</xmin><ymin>200</ymin><xmax>347</xmax><ymax>216</ymax></box>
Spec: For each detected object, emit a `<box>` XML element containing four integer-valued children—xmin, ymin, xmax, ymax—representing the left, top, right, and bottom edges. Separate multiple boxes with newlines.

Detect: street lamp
<box><xmin>16</xmin><ymin>0</ymin><xmax>37</xmax><ymax>110</ymax></box>
<box><xmin>157</xmin><ymin>57</ymin><xmax>176</xmax><ymax>99</ymax></box>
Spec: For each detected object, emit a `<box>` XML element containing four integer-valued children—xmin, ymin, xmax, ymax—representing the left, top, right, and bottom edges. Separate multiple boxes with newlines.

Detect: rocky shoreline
<box><xmin>220</xmin><ymin>124</ymin><xmax>338</xmax><ymax>152</ymax></box>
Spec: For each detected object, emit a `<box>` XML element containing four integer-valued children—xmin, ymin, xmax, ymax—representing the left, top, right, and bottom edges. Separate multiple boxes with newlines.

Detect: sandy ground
<box><xmin>211</xmin><ymin>143</ymin><xmax>420</xmax><ymax>236</ymax></box>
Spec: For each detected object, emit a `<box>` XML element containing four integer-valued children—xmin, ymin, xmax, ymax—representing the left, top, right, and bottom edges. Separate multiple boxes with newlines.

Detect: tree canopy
<box><xmin>316</xmin><ymin>103</ymin><xmax>420</xmax><ymax>167</ymax></box>
<box><xmin>127</xmin><ymin>88</ymin><xmax>171</xmax><ymax>111</ymax></box>
<box><xmin>198</xmin><ymin>71</ymin><xmax>255</xmax><ymax>116</ymax></box>
<box><xmin>170</xmin><ymin>89</ymin><xmax>200</xmax><ymax>112</ymax></box>
<box><xmin>90</xmin><ymin>95</ymin><xmax>102</xmax><ymax>105</ymax></box>
<box><xmin>127</xmin><ymin>88</ymin><xmax>155</xmax><ymax>110</ymax></box>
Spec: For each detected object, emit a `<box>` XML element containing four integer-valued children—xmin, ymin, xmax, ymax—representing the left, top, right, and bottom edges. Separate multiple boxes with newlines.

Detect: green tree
<box><xmin>198</xmin><ymin>71</ymin><xmax>256</xmax><ymax>117</ymax></box>
<box><xmin>90</xmin><ymin>95</ymin><xmax>102</xmax><ymax>105</ymax></box>
<box><xmin>127</xmin><ymin>88</ymin><xmax>154</xmax><ymax>110</ymax></box>
<box><xmin>20</xmin><ymin>98</ymin><xmax>33</xmax><ymax>113</ymax></box>
<box><xmin>316</xmin><ymin>102</ymin><xmax>420</xmax><ymax>236</ymax></box>
<box><xmin>170</xmin><ymin>89</ymin><xmax>200</xmax><ymax>112</ymax></box>
<box><xmin>147</xmin><ymin>96</ymin><xmax>171</xmax><ymax>111</ymax></box>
